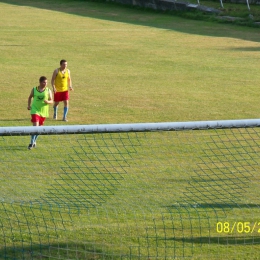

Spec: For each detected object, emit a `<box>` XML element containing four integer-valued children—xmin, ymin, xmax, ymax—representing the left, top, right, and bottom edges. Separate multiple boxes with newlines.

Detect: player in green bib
<box><xmin>27</xmin><ymin>76</ymin><xmax>53</xmax><ymax>149</ymax></box>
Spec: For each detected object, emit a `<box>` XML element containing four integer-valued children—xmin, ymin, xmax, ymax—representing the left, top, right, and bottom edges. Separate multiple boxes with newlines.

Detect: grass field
<box><xmin>1</xmin><ymin>0</ymin><xmax>260</xmax><ymax>259</ymax></box>
<box><xmin>1</xmin><ymin>0</ymin><xmax>260</xmax><ymax>126</ymax></box>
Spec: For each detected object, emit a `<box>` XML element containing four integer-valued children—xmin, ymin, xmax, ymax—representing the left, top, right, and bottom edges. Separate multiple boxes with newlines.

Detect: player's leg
<box><xmin>53</xmin><ymin>101</ymin><xmax>59</xmax><ymax>119</ymax></box>
<box><xmin>53</xmin><ymin>91</ymin><xmax>60</xmax><ymax>119</ymax></box>
<box><xmin>62</xmin><ymin>91</ymin><xmax>70</xmax><ymax>121</ymax></box>
<box><xmin>32</xmin><ymin>116</ymin><xmax>46</xmax><ymax>148</ymax></box>
<box><xmin>28</xmin><ymin>115</ymin><xmax>39</xmax><ymax>150</ymax></box>
<box><xmin>63</xmin><ymin>100</ymin><xmax>69</xmax><ymax>122</ymax></box>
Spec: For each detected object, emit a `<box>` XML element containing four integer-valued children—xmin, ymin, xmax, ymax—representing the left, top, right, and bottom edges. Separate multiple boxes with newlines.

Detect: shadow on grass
<box><xmin>231</xmin><ymin>47</ymin><xmax>260</xmax><ymax>51</ymax></box>
<box><xmin>0</xmin><ymin>242</ymin><xmax>111</xmax><ymax>260</ymax></box>
<box><xmin>165</xmin><ymin>236</ymin><xmax>260</xmax><ymax>245</ymax></box>
<box><xmin>1</xmin><ymin>0</ymin><xmax>259</xmax><ymax>42</ymax></box>
<box><xmin>167</xmin><ymin>203</ymin><xmax>260</xmax><ymax>209</ymax></box>
<box><xmin>1</xmin><ymin>237</ymin><xmax>259</xmax><ymax>260</ymax></box>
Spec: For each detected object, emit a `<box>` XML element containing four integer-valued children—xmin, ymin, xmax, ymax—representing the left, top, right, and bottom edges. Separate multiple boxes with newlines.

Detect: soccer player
<box><xmin>51</xmin><ymin>59</ymin><xmax>73</xmax><ymax>121</ymax></box>
<box><xmin>27</xmin><ymin>76</ymin><xmax>53</xmax><ymax>150</ymax></box>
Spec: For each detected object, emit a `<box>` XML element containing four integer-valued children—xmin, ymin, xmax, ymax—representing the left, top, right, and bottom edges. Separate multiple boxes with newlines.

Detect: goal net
<box><xmin>0</xmin><ymin>119</ymin><xmax>260</xmax><ymax>259</ymax></box>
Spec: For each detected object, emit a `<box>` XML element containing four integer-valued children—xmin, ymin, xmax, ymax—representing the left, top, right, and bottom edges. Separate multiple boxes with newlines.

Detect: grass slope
<box><xmin>0</xmin><ymin>0</ymin><xmax>260</xmax><ymax>126</ymax></box>
<box><xmin>0</xmin><ymin>1</ymin><xmax>260</xmax><ymax>259</ymax></box>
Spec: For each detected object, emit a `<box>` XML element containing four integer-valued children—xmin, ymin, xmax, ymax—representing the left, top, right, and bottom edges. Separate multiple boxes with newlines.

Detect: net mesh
<box><xmin>0</xmin><ymin>126</ymin><xmax>260</xmax><ymax>259</ymax></box>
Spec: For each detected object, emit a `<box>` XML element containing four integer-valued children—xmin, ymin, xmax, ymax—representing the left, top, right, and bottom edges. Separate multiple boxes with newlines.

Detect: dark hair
<box><xmin>39</xmin><ymin>76</ymin><xmax>47</xmax><ymax>82</ymax></box>
<box><xmin>60</xmin><ymin>59</ymin><xmax>67</xmax><ymax>65</ymax></box>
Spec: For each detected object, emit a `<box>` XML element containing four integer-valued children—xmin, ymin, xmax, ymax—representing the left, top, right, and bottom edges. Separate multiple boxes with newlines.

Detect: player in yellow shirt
<box><xmin>51</xmin><ymin>59</ymin><xmax>73</xmax><ymax>121</ymax></box>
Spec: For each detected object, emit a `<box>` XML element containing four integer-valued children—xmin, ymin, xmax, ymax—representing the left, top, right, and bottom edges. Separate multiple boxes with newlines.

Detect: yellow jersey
<box><xmin>54</xmin><ymin>69</ymin><xmax>70</xmax><ymax>92</ymax></box>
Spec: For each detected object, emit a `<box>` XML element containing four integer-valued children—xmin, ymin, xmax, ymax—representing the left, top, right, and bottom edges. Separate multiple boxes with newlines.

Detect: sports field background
<box><xmin>1</xmin><ymin>0</ymin><xmax>260</xmax><ymax>259</ymax></box>
<box><xmin>1</xmin><ymin>0</ymin><xmax>260</xmax><ymax>126</ymax></box>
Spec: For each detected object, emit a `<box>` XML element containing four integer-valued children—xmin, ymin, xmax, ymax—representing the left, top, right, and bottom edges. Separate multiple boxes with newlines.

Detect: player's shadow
<box><xmin>0</xmin><ymin>0</ymin><xmax>259</xmax><ymax>43</ymax></box>
<box><xmin>0</xmin><ymin>45</ymin><xmax>29</xmax><ymax>46</ymax></box>
<box><xmin>0</xmin><ymin>119</ymin><xmax>28</xmax><ymax>121</ymax></box>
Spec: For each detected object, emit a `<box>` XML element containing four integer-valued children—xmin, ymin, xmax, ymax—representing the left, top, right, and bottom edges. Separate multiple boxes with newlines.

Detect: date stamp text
<box><xmin>216</xmin><ymin>221</ymin><xmax>260</xmax><ymax>234</ymax></box>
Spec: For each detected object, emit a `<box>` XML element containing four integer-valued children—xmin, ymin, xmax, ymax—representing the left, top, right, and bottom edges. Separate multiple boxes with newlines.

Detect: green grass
<box><xmin>1</xmin><ymin>130</ymin><xmax>260</xmax><ymax>259</ymax></box>
<box><xmin>1</xmin><ymin>0</ymin><xmax>260</xmax><ymax>259</ymax></box>
<box><xmin>1</xmin><ymin>0</ymin><xmax>260</xmax><ymax>126</ymax></box>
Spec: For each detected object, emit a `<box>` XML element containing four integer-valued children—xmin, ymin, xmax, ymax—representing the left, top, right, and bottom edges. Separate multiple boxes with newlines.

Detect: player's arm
<box><xmin>68</xmin><ymin>69</ymin><xmax>73</xmax><ymax>91</ymax></box>
<box><xmin>44</xmin><ymin>89</ymin><xmax>53</xmax><ymax>104</ymax></box>
<box><xmin>51</xmin><ymin>69</ymin><xmax>58</xmax><ymax>93</ymax></box>
<box><xmin>27</xmin><ymin>88</ymin><xmax>34</xmax><ymax>110</ymax></box>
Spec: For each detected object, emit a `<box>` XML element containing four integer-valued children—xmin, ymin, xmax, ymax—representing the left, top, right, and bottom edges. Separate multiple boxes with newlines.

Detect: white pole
<box><xmin>246</xmin><ymin>0</ymin><xmax>250</xmax><ymax>11</ymax></box>
<box><xmin>1</xmin><ymin>119</ymin><xmax>260</xmax><ymax>136</ymax></box>
<box><xmin>219</xmin><ymin>0</ymin><xmax>224</xmax><ymax>8</ymax></box>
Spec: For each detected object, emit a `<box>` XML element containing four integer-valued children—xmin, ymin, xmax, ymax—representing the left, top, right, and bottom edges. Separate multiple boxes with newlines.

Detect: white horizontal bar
<box><xmin>1</xmin><ymin>119</ymin><xmax>260</xmax><ymax>136</ymax></box>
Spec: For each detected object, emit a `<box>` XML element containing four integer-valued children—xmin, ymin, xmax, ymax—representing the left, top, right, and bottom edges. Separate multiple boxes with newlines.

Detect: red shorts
<box><xmin>54</xmin><ymin>91</ymin><xmax>69</xmax><ymax>102</ymax></box>
<box><xmin>31</xmin><ymin>114</ymin><xmax>46</xmax><ymax>126</ymax></box>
